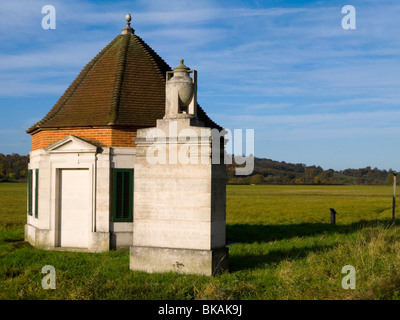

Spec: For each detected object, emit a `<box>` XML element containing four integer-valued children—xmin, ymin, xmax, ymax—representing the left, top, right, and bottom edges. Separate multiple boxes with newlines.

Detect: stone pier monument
<box><xmin>129</xmin><ymin>60</ymin><xmax>228</xmax><ymax>276</ymax></box>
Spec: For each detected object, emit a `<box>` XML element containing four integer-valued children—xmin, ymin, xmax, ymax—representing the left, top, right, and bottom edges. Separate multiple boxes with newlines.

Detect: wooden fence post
<box><xmin>330</xmin><ymin>208</ymin><xmax>337</xmax><ymax>225</ymax></box>
<box><xmin>393</xmin><ymin>172</ymin><xmax>397</xmax><ymax>225</ymax></box>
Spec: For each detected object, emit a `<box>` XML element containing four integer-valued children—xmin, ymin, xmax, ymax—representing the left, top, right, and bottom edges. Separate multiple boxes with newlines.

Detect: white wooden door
<box><xmin>59</xmin><ymin>169</ymin><xmax>90</xmax><ymax>248</ymax></box>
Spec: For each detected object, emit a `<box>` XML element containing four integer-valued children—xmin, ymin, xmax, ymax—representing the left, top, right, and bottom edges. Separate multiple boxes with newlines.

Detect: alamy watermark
<box><xmin>41</xmin><ymin>5</ymin><xmax>56</xmax><ymax>30</ymax></box>
<box><xmin>341</xmin><ymin>265</ymin><xmax>356</xmax><ymax>289</ymax></box>
<box><xmin>41</xmin><ymin>5</ymin><xmax>356</xmax><ymax>31</ymax></box>
<box><xmin>342</xmin><ymin>5</ymin><xmax>356</xmax><ymax>30</ymax></box>
<box><xmin>41</xmin><ymin>265</ymin><xmax>56</xmax><ymax>289</ymax></box>
<box><xmin>144</xmin><ymin>123</ymin><xmax>254</xmax><ymax>176</ymax></box>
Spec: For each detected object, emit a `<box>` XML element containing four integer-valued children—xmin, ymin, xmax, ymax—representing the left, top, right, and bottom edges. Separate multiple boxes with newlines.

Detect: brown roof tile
<box><xmin>27</xmin><ymin>33</ymin><xmax>221</xmax><ymax>134</ymax></box>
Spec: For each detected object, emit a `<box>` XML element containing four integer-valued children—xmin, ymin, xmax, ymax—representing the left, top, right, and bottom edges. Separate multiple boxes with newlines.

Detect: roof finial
<box><xmin>121</xmin><ymin>13</ymin><xmax>134</xmax><ymax>35</ymax></box>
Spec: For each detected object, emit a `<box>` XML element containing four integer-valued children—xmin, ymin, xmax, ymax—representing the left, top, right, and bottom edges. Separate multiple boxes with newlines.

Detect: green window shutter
<box><xmin>35</xmin><ymin>169</ymin><xmax>39</xmax><ymax>218</ymax></box>
<box><xmin>28</xmin><ymin>169</ymin><xmax>32</xmax><ymax>215</ymax></box>
<box><xmin>112</xmin><ymin>169</ymin><xmax>133</xmax><ymax>222</ymax></box>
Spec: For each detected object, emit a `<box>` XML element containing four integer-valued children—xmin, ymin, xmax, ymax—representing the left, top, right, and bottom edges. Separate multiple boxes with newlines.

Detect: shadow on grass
<box><xmin>228</xmin><ymin>243</ymin><xmax>337</xmax><ymax>272</ymax></box>
<box><xmin>2</xmin><ymin>237</ymin><xmax>32</xmax><ymax>249</ymax></box>
<box><xmin>227</xmin><ymin>219</ymin><xmax>392</xmax><ymax>244</ymax></box>
<box><xmin>227</xmin><ymin>219</ymin><xmax>393</xmax><ymax>271</ymax></box>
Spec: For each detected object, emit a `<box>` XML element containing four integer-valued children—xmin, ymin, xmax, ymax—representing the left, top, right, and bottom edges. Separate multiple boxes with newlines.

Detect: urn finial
<box><xmin>165</xmin><ymin>59</ymin><xmax>198</xmax><ymax>118</ymax></box>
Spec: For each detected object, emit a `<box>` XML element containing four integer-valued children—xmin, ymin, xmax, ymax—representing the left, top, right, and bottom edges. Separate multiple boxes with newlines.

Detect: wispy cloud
<box><xmin>0</xmin><ymin>41</ymin><xmax>108</xmax><ymax>71</ymax></box>
<box><xmin>212</xmin><ymin>109</ymin><xmax>400</xmax><ymax>148</ymax></box>
<box><xmin>0</xmin><ymin>0</ymin><xmax>399</xmax><ymax>169</ymax></box>
<box><xmin>226</xmin><ymin>110</ymin><xmax>400</xmax><ymax>126</ymax></box>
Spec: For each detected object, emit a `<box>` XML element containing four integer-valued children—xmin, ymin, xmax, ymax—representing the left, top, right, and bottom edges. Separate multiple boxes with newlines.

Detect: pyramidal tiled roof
<box><xmin>27</xmin><ymin>32</ymin><xmax>221</xmax><ymax>134</ymax></box>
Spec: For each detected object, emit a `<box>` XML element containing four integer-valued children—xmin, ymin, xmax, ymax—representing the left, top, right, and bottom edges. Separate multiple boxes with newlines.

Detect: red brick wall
<box><xmin>111</xmin><ymin>129</ymin><xmax>137</xmax><ymax>147</ymax></box>
<box><xmin>31</xmin><ymin>128</ymin><xmax>137</xmax><ymax>151</ymax></box>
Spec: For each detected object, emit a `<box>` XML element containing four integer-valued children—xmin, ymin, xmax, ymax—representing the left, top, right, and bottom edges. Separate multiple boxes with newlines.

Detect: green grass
<box><xmin>1</xmin><ymin>183</ymin><xmax>400</xmax><ymax>300</ymax></box>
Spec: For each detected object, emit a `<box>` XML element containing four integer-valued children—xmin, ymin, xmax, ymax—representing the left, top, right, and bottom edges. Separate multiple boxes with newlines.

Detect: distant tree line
<box><xmin>0</xmin><ymin>153</ymin><xmax>398</xmax><ymax>186</ymax></box>
<box><xmin>0</xmin><ymin>154</ymin><xmax>29</xmax><ymax>182</ymax></box>
<box><xmin>227</xmin><ymin>157</ymin><xmax>399</xmax><ymax>186</ymax></box>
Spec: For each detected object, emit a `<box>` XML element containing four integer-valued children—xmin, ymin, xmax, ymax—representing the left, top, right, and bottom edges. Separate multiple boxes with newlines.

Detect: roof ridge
<box><xmin>27</xmin><ymin>35</ymin><xmax>123</xmax><ymax>133</ymax></box>
<box><xmin>132</xmin><ymin>35</ymin><xmax>172</xmax><ymax>83</ymax></box>
<box><xmin>108</xmin><ymin>34</ymin><xmax>131</xmax><ymax>125</ymax></box>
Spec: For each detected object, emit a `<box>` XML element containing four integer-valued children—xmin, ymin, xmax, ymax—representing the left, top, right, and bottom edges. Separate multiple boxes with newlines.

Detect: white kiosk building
<box><xmin>25</xmin><ymin>15</ymin><xmax>228</xmax><ymax>275</ymax></box>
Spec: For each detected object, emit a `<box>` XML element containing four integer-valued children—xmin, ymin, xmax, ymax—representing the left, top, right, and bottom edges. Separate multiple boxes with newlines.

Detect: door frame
<box><xmin>51</xmin><ymin>162</ymin><xmax>95</xmax><ymax>248</ymax></box>
<box><xmin>56</xmin><ymin>168</ymin><xmax>92</xmax><ymax>248</ymax></box>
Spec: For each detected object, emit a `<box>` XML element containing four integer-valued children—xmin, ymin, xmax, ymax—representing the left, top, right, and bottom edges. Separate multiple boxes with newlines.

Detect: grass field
<box><xmin>1</xmin><ymin>183</ymin><xmax>400</xmax><ymax>300</ymax></box>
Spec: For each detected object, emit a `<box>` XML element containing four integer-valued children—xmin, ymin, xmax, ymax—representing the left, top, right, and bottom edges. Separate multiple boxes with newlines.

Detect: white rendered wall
<box><xmin>25</xmin><ymin>136</ymin><xmax>111</xmax><ymax>251</ymax></box>
<box><xmin>110</xmin><ymin>147</ymin><xmax>136</xmax><ymax>248</ymax></box>
<box><xmin>25</xmin><ymin>136</ymin><xmax>137</xmax><ymax>251</ymax></box>
<box><xmin>130</xmin><ymin>118</ymin><xmax>228</xmax><ymax>275</ymax></box>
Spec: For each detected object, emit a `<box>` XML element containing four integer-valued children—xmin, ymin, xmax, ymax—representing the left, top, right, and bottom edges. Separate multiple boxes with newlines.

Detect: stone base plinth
<box><xmin>129</xmin><ymin>246</ymin><xmax>229</xmax><ymax>276</ymax></box>
<box><xmin>24</xmin><ymin>223</ymin><xmax>110</xmax><ymax>253</ymax></box>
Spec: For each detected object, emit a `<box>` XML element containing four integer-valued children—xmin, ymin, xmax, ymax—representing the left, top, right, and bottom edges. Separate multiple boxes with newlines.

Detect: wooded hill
<box><xmin>0</xmin><ymin>154</ymin><xmax>29</xmax><ymax>182</ymax></box>
<box><xmin>0</xmin><ymin>153</ymin><xmax>397</xmax><ymax>185</ymax></box>
<box><xmin>227</xmin><ymin>157</ymin><xmax>398</xmax><ymax>185</ymax></box>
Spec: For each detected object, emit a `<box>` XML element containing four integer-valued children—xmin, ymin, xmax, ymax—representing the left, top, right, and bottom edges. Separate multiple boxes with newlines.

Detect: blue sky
<box><xmin>0</xmin><ymin>0</ymin><xmax>399</xmax><ymax>171</ymax></box>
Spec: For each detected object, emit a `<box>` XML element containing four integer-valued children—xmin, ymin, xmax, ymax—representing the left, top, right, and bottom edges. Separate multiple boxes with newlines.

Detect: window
<box><xmin>112</xmin><ymin>169</ymin><xmax>133</xmax><ymax>222</ymax></box>
<box><xmin>28</xmin><ymin>169</ymin><xmax>32</xmax><ymax>215</ymax></box>
<box><xmin>35</xmin><ymin>169</ymin><xmax>39</xmax><ymax>218</ymax></box>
